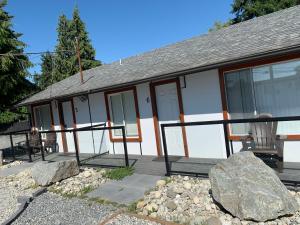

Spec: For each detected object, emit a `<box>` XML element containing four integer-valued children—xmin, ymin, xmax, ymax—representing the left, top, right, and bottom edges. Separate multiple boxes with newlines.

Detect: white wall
<box><xmin>73</xmin><ymin>96</ymin><xmax>94</xmax><ymax>154</ymax></box>
<box><xmin>181</xmin><ymin>70</ymin><xmax>227</xmax><ymax>159</ymax></box>
<box><xmin>50</xmin><ymin>100</ymin><xmax>64</xmax><ymax>153</ymax></box>
<box><xmin>89</xmin><ymin>83</ymin><xmax>158</xmax><ymax>156</ymax></box>
<box><xmin>88</xmin><ymin>92</ymin><xmax>109</xmax><ymax>155</ymax></box>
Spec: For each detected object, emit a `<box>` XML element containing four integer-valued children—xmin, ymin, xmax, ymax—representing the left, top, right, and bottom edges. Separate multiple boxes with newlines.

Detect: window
<box><xmin>33</xmin><ymin>104</ymin><xmax>52</xmax><ymax>131</ymax></box>
<box><xmin>107</xmin><ymin>89</ymin><xmax>139</xmax><ymax>138</ymax></box>
<box><xmin>224</xmin><ymin>59</ymin><xmax>300</xmax><ymax>135</ymax></box>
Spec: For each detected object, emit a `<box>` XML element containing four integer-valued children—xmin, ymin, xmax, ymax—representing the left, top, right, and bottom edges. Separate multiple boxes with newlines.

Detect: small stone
<box><xmin>190</xmin><ymin>216</ymin><xmax>205</xmax><ymax>225</ymax></box>
<box><xmin>193</xmin><ymin>196</ymin><xmax>200</xmax><ymax>204</ymax></box>
<box><xmin>204</xmin><ymin>216</ymin><xmax>222</xmax><ymax>225</ymax></box>
<box><xmin>154</xmin><ymin>191</ymin><xmax>161</xmax><ymax>199</ymax></box>
<box><xmin>167</xmin><ymin>189</ymin><xmax>176</xmax><ymax>198</ymax></box>
<box><xmin>165</xmin><ymin>200</ymin><xmax>177</xmax><ymax>211</ymax></box>
<box><xmin>146</xmin><ymin>203</ymin><xmax>158</xmax><ymax>212</ymax></box>
<box><xmin>83</xmin><ymin>171</ymin><xmax>92</xmax><ymax>178</ymax></box>
<box><xmin>149</xmin><ymin>212</ymin><xmax>157</xmax><ymax>218</ymax></box>
<box><xmin>205</xmin><ymin>204</ymin><xmax>212</xmax><ymax>211</ymax></box>
<box><xmin>156</xmin><ymin>180</ymin><xmax>166</xmax><ymax>187</ymax></box>
<box><xmin>183</xmin><ymin>176</ymin><xmax>189</xmax><ymax>181</ymax></box>
<box><xmin>174</xmin><ymin>187</ymin><xmax>184</xmax><ymax>194</ymax></box>
<box><xmin>136</xmin><ymin>201</ymin><xmax>145</xmax><ymax>209</ymax></box>
<box><xmin>184</xmin><ymin>182</ymin><xmax>192</xmax><ymax>190</ymax></box>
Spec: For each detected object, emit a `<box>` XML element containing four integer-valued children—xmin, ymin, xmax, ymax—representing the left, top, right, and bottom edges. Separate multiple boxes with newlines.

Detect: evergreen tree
<box><xmin>0</xmin><ymin>0</ymin><xmax>34</xmax><ymax>124</ymax></box>
<box><xmin>209</xmin><ymin>0</ymin><xmax>300</xmax><ymax>31</ymax></box>
<box><xmin>53</xmin><ymin>14</ymin><xmax>74</xmax><ymax>82</ymax></box>
<box><xmin>231</xmin><ymin>0</ymin><xmax>300</xmax><ymax>23</ymax></box>
<box><xmin>34</xmin><ymin>52</ymin><xmax>53</xmax><ymax>90</ymax></box>
<box><xmin>69</xmin><ymin>7</ymin><xmax>101</xmax><ymax>75</ymax></box>
<box><xmin>37</xmin><ymin>7</ymin><xmax>101</xmax><ymax>88</ymax></box>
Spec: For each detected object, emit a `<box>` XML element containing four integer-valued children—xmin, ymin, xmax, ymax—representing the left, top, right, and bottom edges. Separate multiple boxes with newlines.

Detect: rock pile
<box><xmin>136</xmin><ymin>175</ymin><xmax>300</xmax><ymax>225</ymax></box>
<box><xmin>49</xmin><ymin>167</ymin><xmax>109</xmax><ymax>196</ymax></box>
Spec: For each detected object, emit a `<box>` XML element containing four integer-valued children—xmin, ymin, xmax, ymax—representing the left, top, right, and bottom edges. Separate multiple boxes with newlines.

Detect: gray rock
<box><xmin>32</xmin><ymin>160</ymin><xmax>79</xmax><ymax>186</ymax></box>
<box><xmin>204</xmin><ymin>216</ymin><xmax>222</xmax><ymax>225</ymax></box>
<box><xmin>166</xmin><ymin>189</ymin><xmax>176</xmax><ymax>199</ymax></box>
<box><xmin>209</xmin><ymin>152</ymin><xmax>298</xmax><ymax>222</ymax></box>
<box><xmin>165</xmin><ymin>200</ymin><xmax>177</xmax><ymax>211</ymax></box>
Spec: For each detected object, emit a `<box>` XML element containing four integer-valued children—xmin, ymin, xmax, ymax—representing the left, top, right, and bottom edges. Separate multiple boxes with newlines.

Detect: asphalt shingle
<box><xmin>20</xmin><ymin>5</ymin><xmax>300</xmax><ymax>105</ymax></box>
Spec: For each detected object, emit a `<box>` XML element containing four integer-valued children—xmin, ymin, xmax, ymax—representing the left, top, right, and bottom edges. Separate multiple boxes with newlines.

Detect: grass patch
<box><xmin>127</xmin><ymin>201</ymin><xmax>138</xmax><ymax>212</ymax></box>
<box><xmin>104</xmin><ymin>167</ymin><xmax>134</xmax><ymax>180</ymax></box>
<box><xmin>81</xmin><ymin>185</ymin><xmax>94</xmax><ymax>194</ymax></box>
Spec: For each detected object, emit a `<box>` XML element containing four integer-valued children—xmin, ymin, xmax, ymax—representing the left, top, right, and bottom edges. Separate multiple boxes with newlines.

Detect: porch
<box><xmin>3</xmin><ymin>150</ymin><xmax>300</xmax><ymax>188</ymax></box>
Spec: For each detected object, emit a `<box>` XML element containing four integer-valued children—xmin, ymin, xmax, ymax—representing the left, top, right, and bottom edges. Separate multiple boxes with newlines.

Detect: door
<box><xmin>59</xmin><ymin>100</ymin><xmax>76</xmax><ymax>152</ymax></box>
<box><xmin>154</xmin><ymin>81</ymin><xmax>187</xmax><ymax>156</ymax></box>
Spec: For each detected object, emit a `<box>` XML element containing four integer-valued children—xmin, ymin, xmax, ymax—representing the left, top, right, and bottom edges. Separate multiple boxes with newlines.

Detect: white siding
<box><xmin>51</xmin><ymin>100</ymin><xmax>64</xmax><ymax>152</ymax></box>
<box><xmin>181</xmin><ymin>70</ymin><xmax>227</xmax><ymax>159</ymax></box>
<box><xmin>88</xmin><ymin>92</ymin><xmax>109</xmax><ymax>155</ymax></box>
<box><xmin>73</xmin><ymin>96</ymin><xmax>94</xmax><ymax>153</ymax></box>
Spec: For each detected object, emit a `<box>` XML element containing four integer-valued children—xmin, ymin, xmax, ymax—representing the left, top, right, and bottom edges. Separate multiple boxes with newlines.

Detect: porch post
<box><xmin>223</xmin><ymin>122</ymin><xmax>231</xmax><ymax>158</ymax></box>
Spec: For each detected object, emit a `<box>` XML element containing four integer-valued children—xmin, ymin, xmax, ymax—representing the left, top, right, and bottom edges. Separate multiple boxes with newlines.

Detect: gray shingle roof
<box><xmin>20</xmin><ymin>5</ymin><xmax>300</xmax><ymax>106</ymax></box>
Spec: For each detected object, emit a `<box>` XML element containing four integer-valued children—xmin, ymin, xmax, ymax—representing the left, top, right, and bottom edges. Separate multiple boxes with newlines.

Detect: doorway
<box><xmin>58</xmin><ymin>99</ymin><xmax>77</xmax><ymax>153</ymax></box>
<box><xmin>150</xmin><ymin>78</ymin><xmax>188</xmax><ymax>157</ymax></box>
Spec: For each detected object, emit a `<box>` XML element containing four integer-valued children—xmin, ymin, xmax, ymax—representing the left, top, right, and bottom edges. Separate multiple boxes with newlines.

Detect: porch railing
<box><xmin>0</xmin><ymin>123</ymin><xmax>129</xmax><ymax>168</ymax></box>
<box><xmin>161</xmin><ymin>115</ymin><xmax>300</xmax><ymax>177</ymax></box>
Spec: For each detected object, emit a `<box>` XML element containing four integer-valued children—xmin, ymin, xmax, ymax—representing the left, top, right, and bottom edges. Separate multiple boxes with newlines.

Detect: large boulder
<box><xmin>209</xmin><ymin>152</ymin><xmax>298</xmax><ymax>222</ymax></box>
<box><xmin>31</xmin><ymin>159</ymin><xmax>79</xmax><ymax>186</ymax></box>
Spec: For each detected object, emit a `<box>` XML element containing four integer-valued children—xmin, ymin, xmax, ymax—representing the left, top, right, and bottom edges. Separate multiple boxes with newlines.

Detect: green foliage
<box><xmin>209</xmin><ymin>0</ymin><xmax>300</xmax><ymax>31</ymax></box>
<box><xmin>36</xmin><ymin>6</ymin><xmax>101</xmax><ymax>89</ymax></box>
<box><xmin>231</xmin><ymin>0</ymin><xmax>300</xmax><ymax>23</ymax></box>
<box><xmin>0</xmin><ymin>0</ymin><xmax>35</xmax><ymax>124</ymax></box>
<box><xmin>104</xmin><ymin>167</ymin><xmax>134</xmax><ymax>180</ymax></box>
<box><xmin>208</xmin><ymin>20</ymin><xmax>232</xmax><ymax>32</ymax></box>
<box><xmin>34</xmin><ymin>52</ymin><xmax>53</xmax><ymax>90</ymax></box>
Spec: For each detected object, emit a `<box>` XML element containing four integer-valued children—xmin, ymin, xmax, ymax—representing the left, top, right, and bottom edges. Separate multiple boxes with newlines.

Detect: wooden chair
<box><xmin>27</xmin><ymin>132</ymin><xmax>43</xmax><ymax>155</ymax></box>
<box><xmin>241</xmin><ymin>113</ymin><xmax>284</xmax><ymax>171</ymax></box>
<box><xmin>43</xmin><ymin>132</ymin><xmax>58</xmax><ymax>153</ymax></box>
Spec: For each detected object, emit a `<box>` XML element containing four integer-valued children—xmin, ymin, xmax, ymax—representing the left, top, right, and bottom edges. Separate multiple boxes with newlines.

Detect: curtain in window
<box><xmin>225</xmin><ymin>59</ymin><xmax>300</xmax><ymax>135</ymax></box>
<box><xmin>225</xmin><ymin>69</ymin><xmax>255</xmax><ymax>134</ymax></box>
<box><xmin>35</xmin><ymin>105</ymin><xmax>51</xmax><ymax>131</ymax></box>
<box><xmin>109</xmin><ymin>90</ymin><xmax>138</xmax><ymax>137</ymax></box>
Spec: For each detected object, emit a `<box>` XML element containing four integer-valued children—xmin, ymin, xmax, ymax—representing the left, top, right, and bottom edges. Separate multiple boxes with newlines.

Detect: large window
<box><xmin>224</xmin><ymin>59</ymin><xmax>300</xmax><ymax>135</ymax></box>
<box><xmin>107</xmin><ymin>89</ymin><xmax>139</xmax><ymax>138</ymax></box>
<box><xmin>33</xmin><ymin>104</ymin><xmax>52</xmax><ymax>131</ymax></box>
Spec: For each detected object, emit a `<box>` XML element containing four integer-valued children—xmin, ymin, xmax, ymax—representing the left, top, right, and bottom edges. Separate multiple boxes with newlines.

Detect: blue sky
<box><xmin>6</xmin><ymin>0</ymin><xmax>233</xmax><ymax>74</ymax></box>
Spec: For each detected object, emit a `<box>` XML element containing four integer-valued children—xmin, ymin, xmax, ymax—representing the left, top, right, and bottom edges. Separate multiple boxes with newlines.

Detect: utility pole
<box><xmin>75</xmin><ymin>37</ymin><xmax>84</xmax><ymax>84</ymax></box>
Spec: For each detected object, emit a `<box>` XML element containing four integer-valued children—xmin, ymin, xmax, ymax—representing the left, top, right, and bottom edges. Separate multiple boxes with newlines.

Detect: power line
<box><xmin>0</xmin><ymin>50</ymin><xmax>75</xmax><ymax>56</ymax></box>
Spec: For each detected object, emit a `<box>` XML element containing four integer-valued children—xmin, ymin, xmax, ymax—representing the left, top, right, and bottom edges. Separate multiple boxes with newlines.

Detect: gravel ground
<box><xmin>0</xmin><ymin>168</ymin><xmax>37</xmax><ymax>224</ymax></box>
<box><xmin>106</xmin><ymin>214</ymin><xmax>162</xmax><ymax>225</ymax></box>
<box><xmin>12</xmin><ymin>192</ymin><xmax>116</xmax><ymax>225</ymax></box>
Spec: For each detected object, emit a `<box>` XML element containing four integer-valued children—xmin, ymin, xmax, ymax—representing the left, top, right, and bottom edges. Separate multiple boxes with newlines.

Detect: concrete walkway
<box><xmin>87</xmin><ymin>173</ymin><xmax>162</xmax><ymax>205</ymax></box>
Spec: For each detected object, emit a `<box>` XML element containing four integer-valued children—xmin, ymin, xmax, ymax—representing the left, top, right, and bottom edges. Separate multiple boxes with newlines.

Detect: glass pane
<box><xmin>35</xmin><ymin>105</ymin><xmax>51</xmax><ymax>131</ymax></box>
<box><xmin>225</xmin><ymin>69</ymin><xmax>254</xmax><ymax>134</ymax></box>
<box><xmin>122</xmin><ymin>91</ymin><xmax>138</xmax><ymax>136</ymax></box>
<box><xmin>110</xmin><ymin>94</ymin><xmax>124</xmax><ymax>136</ymax></box>
<box><xmin>257</xmin><ymin>60</ymin><xmax>300</xmax><ymax>134</ymax></box>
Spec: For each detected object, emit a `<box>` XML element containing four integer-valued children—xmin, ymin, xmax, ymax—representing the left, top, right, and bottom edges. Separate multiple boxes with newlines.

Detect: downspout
<box><xmin>87</xmin><ymin>95</ymin><xmax>96</xmax><ymax>154</ymax></box>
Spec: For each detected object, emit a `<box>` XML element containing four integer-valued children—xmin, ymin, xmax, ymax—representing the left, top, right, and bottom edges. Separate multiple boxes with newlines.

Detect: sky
<box><xmin>5</xmin><ymin>0</ymin><xmax>233</xmax><ymax>74</ymax></box>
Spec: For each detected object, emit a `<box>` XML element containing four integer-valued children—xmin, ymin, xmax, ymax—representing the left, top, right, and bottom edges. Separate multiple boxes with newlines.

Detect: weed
<box><xmin>103</xmin><ymin>167</ymin><xmax>134</xmax><ymax>180</ymax></box>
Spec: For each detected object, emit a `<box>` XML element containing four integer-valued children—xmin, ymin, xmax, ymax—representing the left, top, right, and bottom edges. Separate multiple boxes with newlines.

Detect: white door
<box><xmin>61</xmin><ymin>101</ymin><xmax>76</xmax><ymax>152</ymax></box>
<box><xmin>155</xmin><ymin>82</ymin><xmax>185</xmax><ymax>156</ymax></box>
